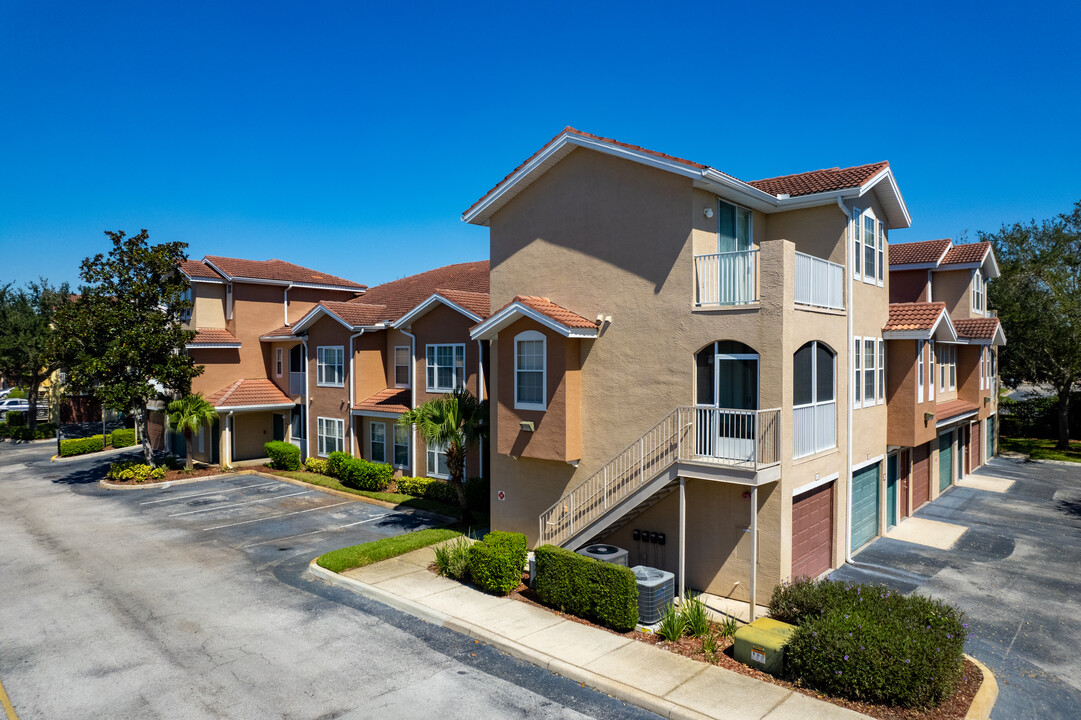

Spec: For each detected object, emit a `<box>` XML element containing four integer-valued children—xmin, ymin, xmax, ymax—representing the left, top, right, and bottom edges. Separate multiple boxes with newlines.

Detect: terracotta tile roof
<box><xmin>260</xmin><ymin>325</ymin><xmax>296</xmax><ymax>339</ymax></box>
<box><xmin>954</xmin><ymin>317</ymin><xmax>1001</xmax><ymax>340</ymax></box>
<box><xmin>354</xmin><ymin>388</ymin><xmax>411</xmax><ymax>415</ymax></box>
<box><xmin>493</xmin><ymin>295</ymin><xmax>599</xmax><ymax>330</ymax></box>
<box><xmin>179</xmin><ymin>260</ymin><xmax>225</xmax><ymax>280</ymax></box>
<box><xmin>434</xmin><ymin>289</ymin><xmax>491</xmax><ymax>319</ymax></box>
<box><xmin>319</xmin><ymin>301</ymin><xmax>388</xmax><ymax>328</ymax></box>
<box><xmin>207</xmin><ymin>379</ymin><xmax>292</xmax><ymax>408</ymax></box>
<box><xmin>889</xmin><ymin>239</ymin><xmax>953</xmax><ymax>266</ymax></box>
<box><xmin>884</xmin><ymin>302</ymin><xmax>947</xmax><ymax>332</ymax></box>
<box><xmin>941</xmin><ymin>242</ymin><xmax>991</xmax><ymax>266</ymax></box>
<box><xmin>188</xmin><ymin>329</ymin><xmax>241</xmax><ymax>345</ymax></box>
<box><xmin>746</xmin><ymin>161</ymin><xmax>888</xmax><ymax>198</ymax></box>
<box><xmin>350</xmin><ymin>261</ymin><xmax>490</xmax><ymax>321</ymax></box>
<box><xmin>935</xmin><ymin>398</ymin><xmax>980</xmax><ymax>421</ymax></box>
<box><xmin>202</xmin><ymin>255</ymin><xmax>366</xmax><ymax>291</ymax></box>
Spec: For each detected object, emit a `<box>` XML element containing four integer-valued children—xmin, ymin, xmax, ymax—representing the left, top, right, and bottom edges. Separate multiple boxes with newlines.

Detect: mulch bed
<box><xmin>104</xmin><ymin>465</ymin><xmax>238</xmax><ymax>485</ymax></box>
<box><xmin>484</xmin><ymin>571</ymin><xmax>980</xmax><ymax>720</ymax></box>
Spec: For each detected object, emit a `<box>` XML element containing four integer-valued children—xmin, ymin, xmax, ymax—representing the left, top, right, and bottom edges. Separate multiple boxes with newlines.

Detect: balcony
<box><xmin>289</xmin><ymin>372</ymin><xmax>306</xmax><ymax>397</ymax></box>
<box><xmin>793</xmin><ymin>401</ymin><xmax>837</xmax><ymax>458</ymax></box>
<box><xmin>794</xmin><ymin>251</ymin><xmax>843</xmax><ymax>310</ymax></box>
<box><xmin>694</xmin><ymin>250</ymin><xmax>758</xmax><ymax>307</ymax></box>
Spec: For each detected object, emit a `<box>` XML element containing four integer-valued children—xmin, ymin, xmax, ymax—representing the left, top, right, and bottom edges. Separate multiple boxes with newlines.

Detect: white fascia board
<box><xmin>349</xmin><ymin>409</ymin><xmax>404</xmax><ymax>419</ymax></box>
<box><xmin>936</xmin><ymin>411</ymin><xmax>978</xmax><ymax>429</ymax></box>
<box><xmin>188</xmin><ymin>276</ymin><xmax>227</xmax><ymax>284</ymax></box>
<box><xmin>858</xmin><ymin>166</ymin><xmax>912</xmax><ymax>228</ymax></box>
<box><xmin>201</xmin><ymin>259</ymin><xmax>234</xmax><ymax>281</ymax></box>
<box><xmin>470</xmin><ymin>303</ymin><xmax>598</xmax><ymax>341</ymax></box>
<box><xmin>225</xmin><ymin>276</ymin><xmax>363</xmax><ymax>293</ymax></box>
<box><xmin>882</xmin><ymin>330</ymin><xmax>934</xmax><ymax>340</ymax></box>
<box><xmin>214</xmin><ymin>403</ymin><xmax>294</xmax><ymax>413</ymax></box>
<box><xmin>259</xmin><ymin>335</ymin><xmax>299</xmax><ymax>342</ymax></box>
<box><xmin>393</xmin><ymin>294</ymin><xmax>483</xmax><ymax>328</ymax></box>
<box><xmin>292</xmin><ymin>306</ymin><xmax>353</xmax><ymax>333</ymax></box>
<box><xmin>983</xmin><ymin>249</ymin><xmax>1001</xmax><ymax>279</ymax></box>
<box><xmin>697</xmin><ymin>169</ymin><xmax>782</xmax><ymax>211</ymax></box>
<box><xmin>186</xmin><ymin>343</ymin><xmax>242</xmax><ymax>349</ymax></box>
<box><xmin>933</xmin><ymin>312</ymin><xmax>959</xmax><ymax>341</ymax></box>
<box><xmin>889</xmin><ymin>262</ymin><xmax>941</xmax><ymax>271</ymax></box>
<box><xmin>882</xmin><ymin>310</ymin><xmax>956</xmax><ymax>341</ymax></box>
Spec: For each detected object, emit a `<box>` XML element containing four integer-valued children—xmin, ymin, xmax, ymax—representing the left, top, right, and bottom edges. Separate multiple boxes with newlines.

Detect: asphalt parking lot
<box><xmin>831</xmin><ymin>456</ymin><xmax>1081</xmax><ymax>720</ymax></box>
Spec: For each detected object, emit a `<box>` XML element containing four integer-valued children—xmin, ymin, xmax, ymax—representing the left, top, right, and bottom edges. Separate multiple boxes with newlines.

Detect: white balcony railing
<box><xmin>695</xmin><ymin>250</ymin><xmax>759</xmax><ymax>306</ymax></box>
<box><xmin>793</xmin><ymin>401</ymin><xmax>837</xmax><ymax>458</ymax></box>
<box><xmin>794</xmin><ymin>251</ymin><xmax>844</xmax><ymax>310</ymax></box>
<box><xmin>289</xmin><ymin>372</ymin><xmax>306</xmax><ymax>396</ymax></box>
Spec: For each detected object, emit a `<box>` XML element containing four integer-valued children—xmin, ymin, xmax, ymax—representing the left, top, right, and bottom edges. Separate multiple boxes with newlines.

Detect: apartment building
<box><xmin>463</xmin><ymin>127</ymin><xmax>1003</xmax><ymax>611</ymax></box>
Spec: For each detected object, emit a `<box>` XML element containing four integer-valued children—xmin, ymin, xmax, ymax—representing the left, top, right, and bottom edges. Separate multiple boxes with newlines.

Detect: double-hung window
<box><xmin>853</xmin><ymin>338</ymin><xmax>862</xmax><ymax>407</ymax></box>
<box><xmin>864</xmin><ymin>339</ymin><xmax>876</xmax><ymax>405</ymax></box>
<box><xmin>877</xmin><ymin>223</ymin><xmax>885</xmax><ymax>286</ymax></box>
<box><xmin>972</xmin><ymin>271</ymin><xmax>984</xmax><ymax>313</ymax></box>
<box><xmin>275</xmin><ymin>348</ymin><xmax>283</xmax><ymax>377</ymax></box>
<box><xmin>979</xmin><ymin>347</ymin><xmax>985</xmax><ymax>390</ymax></box>
<box><xmin>393</xmin><ymin>425</ymin><xmax>409</xmax><ymax>467</ymax></box>
<box><xmin>877</xmin><ymin>339</ymin><xmax>885</xmax><ymax>403</ymax></box>
<box><xmin>370</xmin><ymin>422</ymin><xmax>386</xmax><ymax>464</ymax></box>
<box><xmin>917</xmin><ymin>340</ymin><xmax>925</xmax><ymax>403</ymax></box>
<box><xmin>317</xmin><ymin>417</ymin><xmax>344</xmax><ymax>456</ymax></box>
<box><xmin>317</xmin><ymin>346</ymin><xmax>344</xmax><ymax>387</ymax></box>
<box><xmin>427</xmin><ymin>440</ymin><xmax>450</xmax><ymax>478</ymax></box>
<box><xmin>928</xmin><ymin>341</ymin><xmax>935</xmax><ymax>401</ymax></box>
<box><xmin>864</xmin><ymin>216</ymin><xmax>877</xmax><ymax>283</ymax></box>
<box><xmin>514</xmin><ymin>330</ymin><xmax>546</xmax><ymax>411</ymax></box>
<box><xmin>394</xmin><ymin>346</ymin><xmax>411</xmax><ymax>387</ymax></box>
<box><xmin>852</xmin><ymin>209</ymin><xmax>862</xmax><ymax>279</ymax></box>
<box><xmin>938</xmin><ymin>344</ymin><xmax>956</xmax><ymax>392</ymax></box>
<box><xmin>852</xmin><ymin>209</ymin><xmax>881</xmax><ymax>284</ymax></box>
<box><xmin>426</xmin><ymin>344</ymin><xmax>465</xmax><ymax>392</ymax></box>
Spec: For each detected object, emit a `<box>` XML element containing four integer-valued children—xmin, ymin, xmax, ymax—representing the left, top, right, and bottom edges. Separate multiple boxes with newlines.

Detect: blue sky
<box><xmin>2</xmin><ymin>1</ymin><xmax>1079</xmax><ymax>290</ymax></box>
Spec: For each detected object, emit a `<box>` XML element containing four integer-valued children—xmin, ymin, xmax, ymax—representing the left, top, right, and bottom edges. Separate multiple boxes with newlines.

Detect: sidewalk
<box><xmin>309</xmin><ymin>547</ymin><xmax>869</xmax><ymax>720</ymax></box>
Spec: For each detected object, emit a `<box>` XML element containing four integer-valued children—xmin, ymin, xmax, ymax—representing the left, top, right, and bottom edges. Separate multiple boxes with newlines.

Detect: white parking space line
<box><xmin>139</xmin><ymin>481</ymin><xmax>281</xmax><ymax>505</ymax></box>
<box><xmin>168</xmin><ymin>490</ymin><xmax>311</xmax><ymax>518</ymax></box>
<box><xmin>240</xmin><ymin>513</ymin><xmax>393</xmax><ymax>548</ymax></box>
<box><xmin>202</xmin><ymin>500</ymin><xmax>355</xmax><ymax>531</ymax></box>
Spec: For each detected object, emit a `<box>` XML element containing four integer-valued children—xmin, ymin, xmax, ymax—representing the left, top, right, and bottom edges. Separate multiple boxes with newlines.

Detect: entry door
<box><xmin>886</xmin><ymin>455</ymin><xmax>898</xmax><ymax>528</ymax></box>
<box><xmin>715</xmin><ymin>354</ymin><xmax>758</xmax><ymax>462</ymax></box>
<box><xmin>939</xmin><ymin>432</ymin><xmax>954</xmax><ymax>492</ymax></box>
<box><xmin>273</xmin><ymin>414</ymin><xmax>285</xmax><ymax>442</ymax></box>
<box><xmin>900</xmin><ymin>450</ymin><xmax>911</xmax><ymax>519</ymax></box>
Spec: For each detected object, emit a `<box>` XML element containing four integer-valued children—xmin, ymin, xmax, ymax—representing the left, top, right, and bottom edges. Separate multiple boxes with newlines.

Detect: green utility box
<box><xmin>733</xmin><ymin>618</ymin><xmax>796</xmax><ymax>676</ymax></box>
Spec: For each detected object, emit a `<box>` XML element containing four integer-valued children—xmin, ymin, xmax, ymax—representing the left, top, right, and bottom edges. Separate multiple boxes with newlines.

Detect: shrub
<box><xmin>0</xmin><ymin>422</ymin><xmax>7</xmax><ymax>438</ymax></box>
<box><xmin>326</xmin><ymin>451</ymin><xmax>352</xmax><ymax>479</ymax></box>
<box><xmin>109</xmin><ymin>428</ymin><xmax>136</xmax><ymax>448</ymax></box>
<box><xmin>265</xmin><ymin>441</ymin><xmax>300</xmax><ymax>470</ymax></box>
<box><xmin>107</xmin><ymin>460</ymin><xmax>166</xmax><ymax>483</ymax></box>
<box><xmin>467</xmin><ymin>531</ymin><xmax>527</xmax><ymax>595</ymax></box>
<box><xmin>60</xmin><ymin>435</ymin><xmax>105</xmax><ymax>457</ymax></box>
<box><xmin>657</xmin><ymin>602</ymin><xmax>687</xmax><ymax>641</ymax></box>
<box><xmin>6</xmin><ymin>411</ymin><xmax>25</xmax><ymax>427</ymax></box>
<box><xmin>337</xmin><ymin>456</ymin><xmax>393</xmax><ymax>491</ymax></box>
<box><xmin>6</xmin><ymin>387</ymin><xmax>26</xmax><ymax>399</ymax></box>
<box><xmin>680</xmin><ymin>593</ymin><xmax>712</xmax><ymax>638</ymax></box>
<box><xmin>772</xmin><ymin>578</ymin><xmax>966</xmax><ymax>708</ymax></box>
<box><xmin>304</xmin><ymin>457</ymin><xmax>329</xmax><ymax>474</ymax></box>
<box><xmin>434</xmin><ymin>535</ymin><xmax>472</xmax><ymax>580</ymax></box>
<box><xmin>395</xmin><ymin>476</ymin><xmax>458</xmax><ymax>503</ymax></box>
<box><xmin>534</xmin><ymin>544</ymin><xmax>639</xmax><ymax>632</ymax></box>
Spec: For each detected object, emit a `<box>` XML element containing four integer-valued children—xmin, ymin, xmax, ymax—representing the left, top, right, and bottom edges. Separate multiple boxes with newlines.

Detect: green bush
<box><xmin>60</xmin><ymin>435</ymin><xmax>105</xmax><ymax>457</ymax></box>
<box><xmin>265</xmin><ymin>441</ymin><xmax>300</xmax><ymax>470</ymax></box>
<box><xmin>326</xmin><ymin>451</ymin><xmax>351</xmax><ymax>478</ymax></box>
<box><xmin>0</xmin><ymin>422</ymin><xmax>7</xmax><ymax>438</ymax></box>
<box><xmin>337</xmin><ymin>456</ymin><xmax>393</xmax><ymax>491</ymax></box>
<box><xmin>304</xmin><ymin>457</ymin><xmax>329</xmax><ymax>474</ymax></box>
<box><xmin>466</xmin><ymin>531</ymin><xmax>527</xmax><ymax>595</ymax></box>
<box><xmin>434</xmin><ymin>535</ymin><xmax>473</xmax><ymax>580</ymax></box>
<box><xmin>395</xmin><ymin>476</ymin><xmax>458</xmax><ymax>503</ymax></box>
<box><xmin>106</xmin><ymin>460</ymin><xmax>166</xmax><ymax>483</ymax></box>
<box><xmin>6</xmin><ymin>387</ymin><xmax>26</xmax><ymax>399</ymax></box>
<box><xmin>771</xmin><ymin>578</ymin><xmax>966</xmax><ymax>708</ymax></box>
<box><xmin>534</xmin><ymin>544</ymin><xmax>639</xmax><ymax>632</ymax></box>
<box><xmin>109</xmin><ymin>428</ymin><xmax>136</xmax><ymax>448</ymax></box>
<box><xmin>8</xmin><ymin>423</ymin><xmax>56</xmax><ymax>441</ymax></box>
<box><xmin>6</xmin><ymin>411</ymin><xmax>26</xmax><ymax>427</ymax></box>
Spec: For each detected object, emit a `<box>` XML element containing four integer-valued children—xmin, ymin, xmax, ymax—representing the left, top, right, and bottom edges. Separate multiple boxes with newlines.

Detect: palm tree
<box><xmin>399</xmin><ymin>387</ymin><xmax>487</xmax><ymax>524</ymax></box>
<box><xmin>167</xmin><ymin>393</ymin><xmax>219</xmax><ymax>471</ymax></box>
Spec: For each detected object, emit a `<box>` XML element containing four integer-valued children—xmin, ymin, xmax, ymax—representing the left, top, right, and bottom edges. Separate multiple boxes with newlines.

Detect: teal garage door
<box><xmin>987</xmin><ymin>416</ymin><xmax>996</xmax><ymax>459</ymax></box>
<box><xmin>939</xmin><ymin>432</ymin><xmax>953</xmax><ymax>492</ymax></box>
<box><xmin>886</xmin><ymin>455</ymin><xmax>898</xmax><ymax>528</ymax></box>
<box><xmin>851</xmin><ymin>462</ymin><xmax>880</xmax><ymax>552</ymax></box>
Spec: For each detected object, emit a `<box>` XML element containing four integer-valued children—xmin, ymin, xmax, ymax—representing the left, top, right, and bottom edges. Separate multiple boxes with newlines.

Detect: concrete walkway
<box><xmin>309</xmin><ymin>547</ymin><xmax>869</xmax><ymax>720</ymax></box>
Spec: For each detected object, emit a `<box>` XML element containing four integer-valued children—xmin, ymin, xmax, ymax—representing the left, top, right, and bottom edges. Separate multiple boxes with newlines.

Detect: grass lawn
<box><xmin>1000</xmin><ymin>436</ymin><xmax>1081</xmax><ymax>463</ymax></box>
<box><xmin>316</xmin><ymin>527</ymin><xmax>463</xmax><ymax>572</ymax></box>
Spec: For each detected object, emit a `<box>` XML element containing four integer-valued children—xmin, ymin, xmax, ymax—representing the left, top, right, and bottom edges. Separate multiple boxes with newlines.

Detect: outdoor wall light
<box><xmin>924</xmin><ymin>411</ymin><xmax>935</xmax><ymax>426</ymax></box>
<box><xmin>984</xmin><ymin>396</ymin><xmax>991</xmax><ymax>405</ymax></box>
<box><xmin>519</xmin><ymin>420</ymin><xmax>535</xmax><ymax>432</ymax></box>
<box><xmin>704</xmin><ymin>207</ymin><xmax>714</xmax><ymax>218</ymax></box>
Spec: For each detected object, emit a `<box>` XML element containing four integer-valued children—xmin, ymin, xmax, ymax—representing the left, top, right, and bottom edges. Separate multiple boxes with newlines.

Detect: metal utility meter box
<box><xmin>733</xmin><ymin>618</ymin><xmax>796</xmax><ymax>676</ymax></box>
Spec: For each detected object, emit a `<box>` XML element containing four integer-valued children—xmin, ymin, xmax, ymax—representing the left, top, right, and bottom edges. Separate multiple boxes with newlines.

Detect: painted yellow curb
<box><xmin>965</xmin><ymin>654</ymin><xmax>998</xmax><ymax>720</ymax></box>
<box><xmin>0</xmin><ymin>676</ymin><xmax>19</xmax><ymax>720</ymax></box>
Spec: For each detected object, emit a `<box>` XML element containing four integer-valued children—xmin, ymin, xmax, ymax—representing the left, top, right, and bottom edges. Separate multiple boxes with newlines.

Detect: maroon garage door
<box><xmin>912</xmin><ymin>442</ymin><xmax>931</xmax><ymax>509</ymax></box>
<box><xmin>792</xmin><ymin>482</ymin><xmax>834</xmax><ymax>580</ymax></box>
<box><xmin>971</xmin><ymin>421</ymin><xmax>982</xmax><ymax>471</ymax></box>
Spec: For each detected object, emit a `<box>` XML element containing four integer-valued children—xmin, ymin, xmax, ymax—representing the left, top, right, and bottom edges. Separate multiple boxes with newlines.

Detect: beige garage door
<box><xmin>792</xmin><ymin>482</ymin><xmax>833</xmax><ymax>580</ymax></box>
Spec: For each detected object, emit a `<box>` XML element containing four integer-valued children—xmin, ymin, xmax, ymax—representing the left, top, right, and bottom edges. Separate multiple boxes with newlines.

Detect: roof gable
<box><xmin>201</xmin><ymin>256</ymin><xmax>366</xmax><ymax>292</ymax></box>
<box><xmin>351</xmin><ymin>260</ymin><xmax>489</xmax><ymax>322</ymax></box>
<box><xmin>889</xmin><ymin>239</ymin><xmax>952</xmax><ymax>267</ymax></box>
<box><xmin>883</xmin><ymin>302</ymin><xmax>957</xmax><ymax>341</ymax></box>
<box><xmin>471</xmin><ymin>295</ymin><xmax>599</xmax><ymax>340</ymax></box>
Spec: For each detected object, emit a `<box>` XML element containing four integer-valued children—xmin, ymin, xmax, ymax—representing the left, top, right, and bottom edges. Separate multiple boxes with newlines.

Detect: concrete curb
<box><xmin>964</xmin><ymin>654</ymin><xmax>998</xmax><ymax>720</ymax></box>
<box><xmin>51</xmin><ymin>445</ymin><xmax>141</xmax><ymax>463</ymax></box>
<box><xmin>307</xmin><ymin>560</ymin><xmax>757</xmax><ymax>720</ymax></box>
<box><xmin>100</xmin><ymin>470</ymin><xmax>246</xmax><ymax>490</ymax></box>
<box><xmin>2</xmin><ymin>437</ymin><xmax>54</xmax><ymax>446</ymax></box>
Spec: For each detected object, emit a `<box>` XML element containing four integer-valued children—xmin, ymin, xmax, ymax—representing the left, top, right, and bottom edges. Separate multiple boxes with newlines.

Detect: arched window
<box><xmin>793</xmin><ymin>341</ymin><xmax>836</xmax><ymax>458</ymax></box>
<box><xmin>514</xmin><ymin>330</ymin><xmax>546</xmax><ymax>411</ymax></box>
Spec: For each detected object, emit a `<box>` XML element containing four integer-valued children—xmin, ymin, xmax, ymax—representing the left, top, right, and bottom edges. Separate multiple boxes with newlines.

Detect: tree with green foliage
<box><xmin>0</xmin><ymin>280</ymin><xmax>70</xmax><ymax>431</ymax></box>
<box><xmin>399</xmin><ymin>387</ymin><xmax>487</xmax><ymax>524</ymax></box>
<box><xmin>167</xmin><ymin>393</ymin><xmax>219</xmax><ymax>470</ymax></box>
<box><xmin>984</xmin><ymin>200</ymin><xmax>1081</xmax><ymax>448</ymax></box>
<box><xmin>52</xmin><ymin>230</ymin><xmax>200</xmax><ymax>466</ymax></box>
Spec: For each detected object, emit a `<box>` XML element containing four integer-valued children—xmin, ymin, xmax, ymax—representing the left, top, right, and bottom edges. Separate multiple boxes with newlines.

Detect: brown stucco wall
<box><xmin>193</xmin><ymin>283</ymin><xmax>226</xmax><ymax>329</ymax></box>
<box><xmin>305</xmin><ymin>316</ymin><xmax>351</xmax><ymax>456</ymax></box>
<box><xmin>233</xmin><ymin>411</ymin><xmax>275</xmax><ymax>460</ymax></box>
<box><xmin>889</xmin><ymin>269</ymin><xmax>931</xmax><ymax>303</ymax></box>
<box><xmin>931</xmin><ymin>269</ymin><xmax>974</xmax><ymax>319</ymax></box>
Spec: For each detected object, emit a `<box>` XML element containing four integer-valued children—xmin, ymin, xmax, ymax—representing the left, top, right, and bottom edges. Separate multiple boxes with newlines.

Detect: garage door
<box><xmin>792</xmin><ymin>482</ymin><xmax>833</xmax><ymax>579</ymax></box>
<box><xmin>971</xmin><ymin>421</ymin><xmax>981</xmax><ymax>471</ymax></box>
<box><xmin>939</xmin><ymin>432</ymin><xmax>954</xmax><ymax>492</ymax></box>
<box><xmin>913</xmin><ymin>442</ymin><xmax>930</xmax><ymax>509</ymax></box>
<box><xmin>851</xmin><ymin>462</ymin><xmax>880</xmax><ymax>553</ymax></box>
<box><xmin>987</xmin><ymin>416</ymin><xmax>996</xmax><ymax>459</ymax></box>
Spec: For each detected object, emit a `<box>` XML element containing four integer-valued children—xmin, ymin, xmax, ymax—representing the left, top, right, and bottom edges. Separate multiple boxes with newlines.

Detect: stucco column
<box><xmin>220</xmin><ymin>413</ymin><xmax>233</xmax><ymax>469</ymax></box>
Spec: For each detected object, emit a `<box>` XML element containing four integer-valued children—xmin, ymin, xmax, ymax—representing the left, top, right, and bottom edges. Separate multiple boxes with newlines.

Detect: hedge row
<box><xmin>468</xmin><ymin>531</ymin><xmax>527</xmax><ymax>595</ymax></box>
<box><xmin>534</xmin><ymin>544</ymin><xmax>639</xmax><ymax>632</ymax></box>
<box><xmin>109</xmin><ymin>429</ymin><xmax>136</xmax><ymax>448</ymax></box>
<box><xmin>999</xmin><ymin>393</ymin><xmax>1081</xmax><ymax>439</ymax></box>
<box><xmin>769</xmin><ymin>578</ymin><xmax>966</xmax><ymax>708</ymax></box>
<box><xmin>0</xmin><ymin>422</ymin><xmax>57</xmax><ymax>440</ymax></box>
<box><xmin>58</xmin><ymin>430</ymin><xmax>137</xmax><ymax>456</ymax></box>
<box><xmin>265</xmin><ymin>441</ymin><xmax>300</xmax><ymax>470</ymax></box>
<box><xmin>324</xmin><ymin>451</ymin><xmax>393</xmax><ymax>491</ymax></box>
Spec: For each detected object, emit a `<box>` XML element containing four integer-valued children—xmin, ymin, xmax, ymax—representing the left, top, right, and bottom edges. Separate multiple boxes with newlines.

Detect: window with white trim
<box><xmin>275</xmin><ymin>347</ymin><xmax>283</xmax><ymax>377</ymax></box>
<box><xmin>317</xmin><ymin>417</ymin><xmax>344</xmax><ymax>456</ymax></box>
<box><xmin>990</xmin><ymin>349</ymin><xmax>997</xmax><ymax>395</ymax></box>
<box><xmin>370</xmin><ymin>422</ymin><xmax>386</xmax><ymax>464</ymax></box>
<box><xmin>979</xmin><ymin>347</ymin><xmax>985</xmax><ymax>390</ymax></box>
<box><xmin>864</xmin><ymin>339</ymin><xmax>876</xmax><ymax>405</ymax></box>
<box><xmin>393</xmin><ymin>424</ymin><xmax>409</xmax><ymax>467</ymax></box>
<box><xmin>917</xmin><ymin>340</ymin><xmax>925</xmax><ymax>403</ymax></box>
<box><xmin>928</xmin><ymin>340</ymin><xmax>935</xmax><ymax>401</ymax></box>
<box><xmin>426</xmin><ymin>344</ymin><xmax>465</xmax><ymax>392</ymax></box>
<box><xmin>853</xmin><ymin>338</ymin><xmax>862</xmax><ymax>407</ymax></box>
<box><xmin>972</xmin><ymin>270</ymin><xmax>984</xmax><ymax>313</ymax></box>
<box><xmin>394</xmin><ymin>346</ymin><xmax>411</xmax><ymax>387</ymax></box>
<box><xmin>427</xmin><ymin>440</ymin><xmax>450</xmax><ymax>478</ymax></box>
<box><xmin>317</xmin><ymin>346</ymin><xmax>344</xmax><ymax>387</ymax></box>
<box><xmin>864</xmin><ymin>215</ymin><xmax>876</xmax><ymax>284</ymax></box>
<box><xmin>877</xmin><ymin>339</ymin><xmax>885</xmax><ymax>403</ymax></box>
<box><xmin>851</xmin><ymin>209</ymin><xmax>881</xmax><ymax>285</ymax></box>
<box><xmin>514</xmin><ymin>330</ymin><xmax>546</xmax><ymax>411</ymax></box>
<box><xmin>877</xmin><ymin>222</ymin><xmax>886</xmax><ymax>286</ymax></box>
<box><xmin>793</xmin><ymin>341</ymin><xmax>836</xmax><ymax>458</ymax></box>
<box><xmin>937</xmin><ymin>344</ymin><xmax>956</xmax><ymax>392</ymax></box>
<box><xmin>852</xmin><ymin>209</ymin><xmax>862</xmax><ymax>279</ymax></box>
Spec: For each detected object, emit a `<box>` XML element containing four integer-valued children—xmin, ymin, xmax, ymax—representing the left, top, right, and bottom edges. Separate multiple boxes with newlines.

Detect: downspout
<box><xmin>749</xmin><ymin>485</ymin><xmax>758</xmax><ymax>620</ymax></box>
<box><xmin>838</xmin><ymin>196</ymin><xmax>855</xmax><ymax>563</ymax></box>
<box><xmin>302</xmin><ymin>339</ymin><xmax>310</xmax><ymax>459</ymax></box>
<box><xmin>477</xmin><ymin>338</ymin><xmax>485</xmax><ymax>479</ymax></box>
<box><xmin>400</xmin><ymin>327</ymin><xmax>418</xmax><ymax>476</ymax></box>
<box><xmin>348</xmin><ymin>329</ymin><xmax>365</xmax><ymax>455</ymax></box>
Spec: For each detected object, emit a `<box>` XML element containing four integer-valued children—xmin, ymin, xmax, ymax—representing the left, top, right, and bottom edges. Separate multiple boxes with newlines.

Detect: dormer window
<box><xmin>852</xmin><ymin>208</ymin><xmax>882</xmax><ymax>285</ymax></box>
<box><xmin>972</xmin><ymin>270</ymin><xmax>984</xmax><ymax>313</ymax></box>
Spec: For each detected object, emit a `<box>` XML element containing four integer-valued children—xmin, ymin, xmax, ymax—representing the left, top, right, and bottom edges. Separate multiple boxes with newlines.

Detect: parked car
<box><xmin>0</xmin><ymin>398</ymin><xmax>30</xmax><ymax>419</ymax></box>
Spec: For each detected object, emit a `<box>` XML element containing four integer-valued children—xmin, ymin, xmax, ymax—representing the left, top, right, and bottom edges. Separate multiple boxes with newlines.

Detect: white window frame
<box><xmin>928</xmin><ymin>340</ymin><xmax>935</xmax><ymax>401</ymax></box>
<box><xmin>427</xmin><ymin>440</ymin><xmax>450</xmax><ymax>479</ymax></box>
<box><xmin>394</xmin><ymin>346</ymin><xmax>411</xmax><ymax>388</ymax></box>
<box><xmin>275</xmin><ymin>347</ymin><xmax>283</xmax><ymax>378</ymax></box>
<box><xmin>917</xmin><ymin>340</ymin><xmax>925</xmax><ymax>403</ymax></box>
<box><xmin>514</xmin><ymin>330</ymin><xmax>547</xmax><ymax>411</ymax></box>
<box><xmin>317</xmin><ymin>417</ymin><xmax>344</xmax><ymax>457</ymax></box>
<box><xmin>393</xmin><ymin>424</ymin><xmax>410</xmax><ymax>469</ymax></box>
<box><xmin>370</xmin><ymin>421</ymin><xmax>386</xmax><ymax>464</ymax></box>
<box><xmin>853</xmin><ymin>337</ymin><xmax>862</xmax><ymax>407</ymax></box>
<box><xmin>852</xmin><ymin>208</ymin><xmax>862</xmax><ymax>280</ymax></box>
<box><xmin>877</xmin><ymin>222</ymin><xmax>885</xmax><ymax>287</ymax></box>
<box><xmin>317</xmin><ymin>346</ymin><xmax>345</xmax><ymax>388</ymax></box>
<box><xmin>863</xmin><ymin>211</ymin><xmax>877</xmax><ymax>285</ymax></box>
<box><xmin>972</xmin><ymin>270</ymin><xmax>984</xmax><ymax>313</ymax></box>
<box><xmin>793</xmin><ymin>340</ymin><xmax>836</xmax><ymax>458</ymax></box>
<box><xmin>877</xmin><ymin>339</ymin><xmax>885</xmax><ymax>404</ymax></box>
<box><xmin>426</xmin><ymin>343</ymin><xmax>465</xmax><ymax>393</ymax></box>
<box><xmin>979</xmin><ymin>347</ymin><xmax>985</xmax><ymax>390</ymax></box>
<box><xmin>863</xmin><ymin>338</ymin><xmax>876</xmax><ymax>408</ymax></box>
